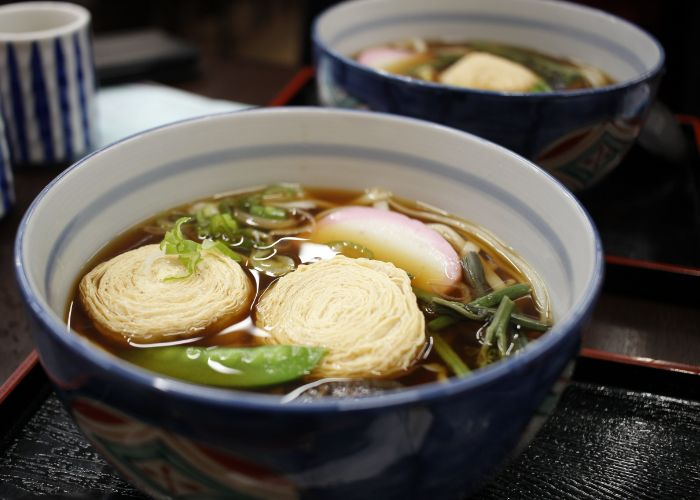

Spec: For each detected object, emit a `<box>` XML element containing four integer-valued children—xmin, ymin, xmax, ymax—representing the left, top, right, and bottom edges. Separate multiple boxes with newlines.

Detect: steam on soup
<box><xmin>355</xmin><ymin>39</ymin><xmax>615</xmax><ymax>92</ymax></box>
<box><xmin>68</xmin><ymin>185</ymin><xmax>552</xmax><ymax>400</ymax></box>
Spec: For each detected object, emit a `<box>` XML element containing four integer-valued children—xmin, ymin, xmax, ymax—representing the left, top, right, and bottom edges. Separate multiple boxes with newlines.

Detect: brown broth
<box><xmin>356</xmin><ymin>39</ymin><xmax>616</xmax><ymax>90</ymax></box>
<box><xmin>66</xmin><ymin>186</ymin><xmax>547</xmax><ymax>396</ymax></box>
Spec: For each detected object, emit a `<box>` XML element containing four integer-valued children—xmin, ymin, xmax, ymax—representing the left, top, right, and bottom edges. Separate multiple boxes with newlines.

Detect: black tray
<box><xmin>271</xmin><ymin>69</ymin><xmax>700</xmax><ymax>303</ymax></box>
<box><xmin>1</xmin><ymin>356</ymin><xmax>698</xmax><ymax>499</ymax></box>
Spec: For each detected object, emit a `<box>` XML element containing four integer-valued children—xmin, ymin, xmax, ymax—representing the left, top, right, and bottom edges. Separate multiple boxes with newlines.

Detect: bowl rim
<box><xmin>15</xmin><ymin>106</ymin><xmax>604</xmax><ymax>414</ymax></box>
<box><xmin>312</xmin><ymin>0</ymin><xmax>665</xmax><ymax>99</ymax></box>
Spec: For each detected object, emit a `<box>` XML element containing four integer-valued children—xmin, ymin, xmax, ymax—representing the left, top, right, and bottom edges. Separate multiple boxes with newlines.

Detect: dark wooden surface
<box><xmin>1</xmin><ymin>168</ymin><xmax>64</xmax><ymax>384</ymax></box>
<box><xmin>584</xmin><ymin>293</ymin><xmax>700</xmax><ymax>367</ymax></box>
<box><xmin>1</xmin><ymin>55</ymin><xmax>699</xmax><ymax>386</ymax></box>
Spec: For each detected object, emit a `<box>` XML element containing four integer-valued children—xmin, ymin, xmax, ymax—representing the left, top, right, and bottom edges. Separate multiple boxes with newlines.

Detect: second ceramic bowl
<box><xmin>313</xmin><ymin>0</ymin><xmax>664</xmax><ymax>191</ymax></box>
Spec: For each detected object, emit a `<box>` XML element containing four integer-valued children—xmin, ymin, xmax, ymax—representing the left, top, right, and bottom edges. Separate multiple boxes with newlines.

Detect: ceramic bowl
<box><xmin>313</xmin><ymin>0</ymin><xmax>664</xmax><ymax>191</ymax></box>
<box><xmin>15</xmin><ymin>107</ymin><xmax>602</xmax><ymax>498</ymax></box>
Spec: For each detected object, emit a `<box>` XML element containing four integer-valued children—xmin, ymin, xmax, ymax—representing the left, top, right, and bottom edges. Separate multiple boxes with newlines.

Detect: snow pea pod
<box><xmin>125</xmin><ymin>345</ymin><xmax>327</xmax><ymax>388</ymax></box>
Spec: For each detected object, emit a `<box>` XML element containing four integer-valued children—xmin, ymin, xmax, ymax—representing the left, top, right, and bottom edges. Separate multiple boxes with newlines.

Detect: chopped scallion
<box><xmin>160</xmin><ymin>217</ymin><xmax>201</xmax><ymax>281</ymax></box>
<box><xmin>249</xmin><ymin>204</ymin><xmax>287</xmax><ymax>220</ymax></box>
<box><xmin>202</xmin><ymin>239</ymin><xmax>242</xmax><ymax>261</ymax></box>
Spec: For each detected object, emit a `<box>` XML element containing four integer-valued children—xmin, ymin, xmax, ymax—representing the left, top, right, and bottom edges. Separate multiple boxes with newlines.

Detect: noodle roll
<box><xmin>255</xmin><ymin>255</ymin><xmax>425</xmax><ymax>378</ymax></box>
<box><xmin>79</xmin><ymin>244</ymin><xmax>253</xmax><ymax>344</ymax></box>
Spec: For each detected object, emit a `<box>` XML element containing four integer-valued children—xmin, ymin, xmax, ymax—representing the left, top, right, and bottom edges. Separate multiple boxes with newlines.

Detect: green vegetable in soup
<box><xmin>416</xmin><ymin>282</ymin><xmax>548</xmax><ymax>367</ymax></box>
<box><xmin>429</xmin><ymin>295</ymin><xmax>550</xmax><ymax>333</ymax></box>
<box><xmin>201</xmin><ymin>239</ymin><xmax>243</xmax><ymax>262</ymax></box>
<box><xmin>489</xmin><ymin>296</ymin><xmax>515</xmax><ymax>356</ymax></box>
<box><xmin>160</xmin><ymin>216</ymin><xmax>244</xmax><ymax>280</ymax></box>
<box><xmin>415</xmin><ymin>283</ymin><xmax>530</xmax><ymax>311</ymax></box>
<box><xmin>461</xmin><ymin>251</ymin><xmax>488</xmax><ymax>298</ymax></box>
<box><xmin>469</xmin><ymin>283</ymin><xmax>531</xmax><ymax>308</ymax></box>
<box><xmin>249</xmin><ymin>204</ymin><xmax>287</xmax><ymax>220</ymax></box>
<box><xmin>202</xmin><ymin>212</ymin><xmax>239</xmax><ymax>240</ymax></box>
<box><xmin>431</xmin><ymin>334</ymin><xmax>471</xmax><ymax>377</ymax></box>
<box><xmin>530</xmin><ymin>79</ymin><xmax>553</xmax><ymax>93</ymax></box>
<box><xmin>432</xmin><ymin>297</ymin><xmax>487</xmax><ymax>321</ymax></box>
<box><xmin>427</xmin><ymin>315</ymin><xmax>460</xmax><ymax>331</ymax></box>
<box><xmin>470</xmin><ymin>305</ymin><xmax>551</xmax><ymax>332</ymax></box>
<box><xmin>404</xmin><ymin>52</ymin><xmax>464</xmax><ymax>81</ymax></box>
<box><xmin>125</xmin><ymin>345</ymin><xmax>327</xmax><ymax>388</ymax></box>
<box><xmin>260</xmin><ymin>183</ymin><xmax>304</xmax><ymax>200</ymax></box>
<box><xmin>160</xmin><ymin>217</ymin><xmax>202</xmax><ymax>280</ymax></box>
<box><xmin>469</xmin><ymin>42</ymin><xmax>588</xmax><ymax>89</ymax></box>
<box><xmin>221</xmin><ymin>184</ymin><xmax>302</xmax><ymax>222</ymax></box>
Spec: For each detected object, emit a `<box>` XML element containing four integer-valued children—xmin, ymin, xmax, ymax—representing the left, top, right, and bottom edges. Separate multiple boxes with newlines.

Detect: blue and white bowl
<box><xmin>313</xmin><ymin>0</ymin><xmax>664</xmax><ymax>191</ymax></box>
<box><xmin>15</xmin><ymin>108</ymin><xmax>603</xmax><ymax>499</ymax></box>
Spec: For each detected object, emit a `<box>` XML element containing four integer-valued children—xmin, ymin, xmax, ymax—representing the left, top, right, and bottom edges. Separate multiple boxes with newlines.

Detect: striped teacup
<box><xmin>0</xmin><ymin>2</ymin><xmax>96</xmax><ymax>167</ymax></box>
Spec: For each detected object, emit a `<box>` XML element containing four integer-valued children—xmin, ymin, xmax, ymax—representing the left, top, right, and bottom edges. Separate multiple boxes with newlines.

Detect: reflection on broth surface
<box><xmin>68</xmin><ymin>185</ymin><xmax>552</xmax><ymax>399</ymax></box>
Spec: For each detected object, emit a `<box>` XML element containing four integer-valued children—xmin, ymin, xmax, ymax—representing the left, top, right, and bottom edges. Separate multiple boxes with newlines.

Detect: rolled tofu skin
<box><xmin>256</xmin><ymin>255</ymin><xmax>426</xmax><ymax>378</ymax></box>
<box><xmin>79</xmin><ymin>244</ymin><xmax>253</xmax><ymax>344</ymax></box>
<box><xmin>439</xmin><ymin>51</ymin><xmax>540</xmax><ymax>92</ymax></box>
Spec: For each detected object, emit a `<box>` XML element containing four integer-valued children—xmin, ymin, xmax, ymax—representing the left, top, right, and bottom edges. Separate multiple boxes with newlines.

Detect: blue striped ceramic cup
<box><xmin>0</xmin><ymin>2</ymin><xmax>95</xmax><ymax>167</ymax></box>
<box><xmin>0</xmin><ymin>110</ymin><xmax>14</xmax><ymax>217</ymax></box>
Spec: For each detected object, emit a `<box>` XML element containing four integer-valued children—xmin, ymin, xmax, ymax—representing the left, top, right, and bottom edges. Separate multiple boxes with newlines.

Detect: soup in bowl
<box><xmin>16</xmin><ymin>108</ymin><xmax>602</xmax><ymax>498</ymax></box>
<box><xmin>313</xmin><ymin>0</ymin><xmax>664</xmax><ymax>191</ymax></box>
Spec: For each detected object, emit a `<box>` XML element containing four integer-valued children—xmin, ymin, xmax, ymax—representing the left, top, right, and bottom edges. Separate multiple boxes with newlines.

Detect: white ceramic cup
<box><xmin>0</xmin><ymin>2</ymin><xmax>96</xmax><ymax>166</ymax></box>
